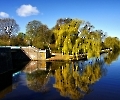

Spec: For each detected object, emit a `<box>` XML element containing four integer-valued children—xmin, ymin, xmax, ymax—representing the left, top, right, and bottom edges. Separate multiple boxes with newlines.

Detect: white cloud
<box><xmin>16</xmin><ymin>4</ymin><xmax>39</xmax><ymax>17</ymax></box>
<box><xmin>0</xmin><ymin>12</ymin><xmax>9</xmax><ymax>18</ymax></box>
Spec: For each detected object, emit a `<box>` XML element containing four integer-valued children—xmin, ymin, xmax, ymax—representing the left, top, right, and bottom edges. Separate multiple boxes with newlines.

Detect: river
<box><xmin>0</xmin><ymin>51</ymin><xmax>120</xmax><ymax>100</ymax></box>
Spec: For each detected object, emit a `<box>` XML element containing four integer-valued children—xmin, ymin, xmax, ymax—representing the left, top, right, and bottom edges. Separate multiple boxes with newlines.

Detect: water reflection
<box><xmin>104</xmin><ymin>50</ymin><xmax>120</xmax><ymax>65</ymax></box>
<box><xmin>26</xmin><ymin>70</ymin><xmax>50</xmax><ymax>93</ymax></box>
<box><xmin>24</xmin><ymin>58</ymin><xmax>107</xmax><ymax>100</ymax></box>
<box><xmin>23</xmin><ymin>61</ymin><xmax>50</xmax><ymax>93</ymax></box>
<box><xmin>53</xmin><ymin>59</ymin><xmax>107</xmax><ymax>100</ymax></box>
<box><xmin>12</xmin><ymin>71</ymin><xmax>21</xmax><ymax>89</ymax></box>
<box><xmin>0</xmin><ymin>61</ymin><xmax>28</xmax><ymax>99</ymax></box>
<box><xmin>24</xmin><ymin>61</ymin><xmax>47</xmax><ymax>73</ymax></box>
<box><xmin>0</xmin><ymin>72</ymin><xmax>12</xmax><ymax>99</ymax></box>
<box><xmin>1</xmin><ymin>51</ymin><xmax>120</xmax><ymax>100</ymax></box>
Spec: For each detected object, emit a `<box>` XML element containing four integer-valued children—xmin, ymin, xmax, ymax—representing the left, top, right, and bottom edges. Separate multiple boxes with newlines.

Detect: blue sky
<box><xmin>0</xmin><ymin>0</ymin><xmax>120</xmax><ymax>38</ymax></box>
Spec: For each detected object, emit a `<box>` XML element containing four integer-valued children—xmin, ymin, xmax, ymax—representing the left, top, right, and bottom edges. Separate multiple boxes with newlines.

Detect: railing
<box><xmin>0</xmin><ymin>46</ymin><xmax>21</xmax><ymax>49</ymax></box>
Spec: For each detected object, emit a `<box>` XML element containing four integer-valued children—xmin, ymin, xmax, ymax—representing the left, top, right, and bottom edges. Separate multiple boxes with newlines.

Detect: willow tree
<box><xmin>84</xmin><ymin>30</ymin><xmax>104</xmax><ymax>58</ymax></box>
<box><xmin>53</xmin><ymin>18</ymin><xmax>83</xmax><ymax>54</ymax></box>
<box><xmin>72</xmin><ymin>21</ymin><xmax>106</xmax><ymax>58</ymax></box>
<box><xmin>53</xmin><ymin>18</ymin><xmax>106</xmax><ymax>57</ymax></box>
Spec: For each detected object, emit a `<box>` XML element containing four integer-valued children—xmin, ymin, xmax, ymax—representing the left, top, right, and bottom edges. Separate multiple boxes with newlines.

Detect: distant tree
<box><xmin>26</xmin><ymin>20</ymin><xmax>42</xmax><ymax>35</ymax></box>
<box><xmin>26</xmin><ymin>20</ymin><xmax>42</xmax><ymax>45</ymax></box>
<box><xmin>36</xmin><ymin>24</ymin><xmax>52</xmax><ymax>46</ymax></box>
<box><xmin>10</xmin><ymin>32</ymin><xmax>27</xmax><ymax>46</ymax></box>
<box><xmin>0</xmin><ymin>18</ymin><xmax>19</xmax><ymax>37</ymax></box>
<box><xmin>56</xmin><ymin>18</ymin><xmax>72</xmax><ymax>26</ymax></box>
<box><xmin>28</xmin><ymin>24</ymin><xmax>52</xmax><ymax>49</ymax></box>
<box><xmin>104</xmin><ymin>36</ymin><xmax>120</xmax><ymax>52</ymax></box>
<box><xmin>17</xmin><ymin>32</ymin><xmax>25</xmax><ymax>40</ymax></box>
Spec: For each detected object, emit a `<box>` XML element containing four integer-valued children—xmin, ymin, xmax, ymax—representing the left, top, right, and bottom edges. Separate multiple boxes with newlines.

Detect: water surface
<box><xmin>1</xmin><ymin>52</ymin><xmax>120</xmax><ymax>100</ymax></box>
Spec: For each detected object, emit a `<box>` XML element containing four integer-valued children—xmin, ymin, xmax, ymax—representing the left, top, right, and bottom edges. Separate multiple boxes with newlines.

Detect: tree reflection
<box><xmin>24</xmin><ymin>61</ymin><xmax>66</xmax><ymax>93</ymax></box>
<box><xmin>26</xmin><ymin>70</ymin><xmax>50</xmax><ymax>93</ymax></box>
<box><xmin>24</xmin><ymin>58</ymin><xmax>108</xmax><ymax>99</ymax></box>
<box><xmin>104</xmin><ymin>50</ymin><xmax>120</xmax><ymax>65</ymax></box>
<box><xmin>53</xmin><ymin>59</ymin><xmax>106</xmax><ymax>100</ymax></box>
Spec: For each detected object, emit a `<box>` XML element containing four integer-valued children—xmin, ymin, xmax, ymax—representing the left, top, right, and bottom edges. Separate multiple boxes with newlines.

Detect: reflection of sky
<box><xmin>12</xmin><ymin>71</ymin><xmax>27</xmax><ymax>88</ymax></box>
<box><xmin>85</xmin><ymin>55</ymin><xmax>120</xmax><ymax>100</ymax></box>
<box><xmin>78</xmin><ymin>56</ymin><xmax>104</xmax><ymax>67</ymax></box>
<box><xmin>3</xmin><ymin>74</ymin><xmax>68</xmax><ymax>100</ymax></box>
<box><xmin>19</xmin><ymin>72</ymin><xmax>27</xmax><ymax>86</ymax></box>
<box><xmin>12</xmin><ymin>71</ymin><xmax>21</xmax><ymax>84</ymax></box>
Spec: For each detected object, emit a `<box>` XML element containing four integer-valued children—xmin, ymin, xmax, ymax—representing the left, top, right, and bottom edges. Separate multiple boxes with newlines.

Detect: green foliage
<box><xmin>26</xmin><ymin>20</ymin><xmax>42</xmax><ymax>45</ymax></box>
<box><xmin>0</xmin><ymin>34</ymin><xmax>10</xmax><ymax>45</ymax></box>
<box><xmin>104</xmin><ymin>36</ymin><xmax>120</xmax><ymax>52</ymax></box>
<box><xmin>10</xmin><ymin>32</ymin><xmax>27</xmax><ymax>46</ymax></box>
<box><xmin>53</xmin><ymin>18</ymin><xmax>83</xmax><ymax>54</ymax></box>
<box><xmin>53</xmin><ymin>18</ymin><xmax>109</xmax><ymax>59</ymax></box>
<box><xmin>25</xmin><ymin>20</ymin><xmax>53</xmax><ymax>49</ymax></box>
<box><xmin>0</xmin><ymin>39</ymin><xmax>9</xmax><ymax>46</ymax></box>
<box><xmin>1</xmin><ymin>17</ymin><xmax>120</xmax><ymax>60</ymax></box>
<box><xmin>36</xmin><ymin>25</ymin><xmax>52</xmax><ymax>46</ymax></box>
<box><xmin>62</xmin><ymin>36</ymin><xmax>72</xmax><ymax>55</ymax></box>
<box><xmin>49</xmin><ymin>44</ymin><xmax>58</xmax><ymax>53</ymax></box>
<box><xmin>26</xmin><ymin>20</ymin><xmax>42</xmax><ymax>36</ymax></box>
<box><xmin>77</xmin><ymin>30</ymin><xmax>105</xmax><ymax>58</ymax></box>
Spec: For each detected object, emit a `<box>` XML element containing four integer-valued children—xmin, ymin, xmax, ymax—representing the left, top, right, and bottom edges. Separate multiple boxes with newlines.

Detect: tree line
<box><xmin>0</xmin><ymin>18</ymin><xmax>120</xmax><ymax>58</ymax></box>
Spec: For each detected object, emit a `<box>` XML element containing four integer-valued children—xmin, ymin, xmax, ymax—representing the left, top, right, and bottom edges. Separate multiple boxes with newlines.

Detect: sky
<box><xmin>0</xmin><ymin>0</ymin><xmax>120</xmax><ymax>39</ymax></box>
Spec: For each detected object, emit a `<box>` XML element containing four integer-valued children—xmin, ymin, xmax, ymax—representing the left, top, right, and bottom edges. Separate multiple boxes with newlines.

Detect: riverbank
<box><xmin>46</xmin><ymin>48</ymin><xmax>112</xmax><ymax>61</ymax></box>
<box><xmin>46</xmin><ymin>53</ymin><xmax>87</xmax><ymax>61</ymax></box>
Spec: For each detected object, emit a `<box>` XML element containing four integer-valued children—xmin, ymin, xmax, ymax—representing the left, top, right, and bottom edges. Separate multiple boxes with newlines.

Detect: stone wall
<box><xmin>0</xmin><ymin>47</ymin><xmax>12</xmax><ymax>74</ymax></box>
<box><xmin>11</xmin><ymin>49</ymin><xmax>30</xmax><ymax>61</ymax></box>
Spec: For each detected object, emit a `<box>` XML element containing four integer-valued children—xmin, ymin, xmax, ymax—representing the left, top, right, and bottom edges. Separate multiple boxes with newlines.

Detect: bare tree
<box><xmin>0</xmin><ymin>18</ymin><xmax>19</xmax><ymax>37</ymax></box>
